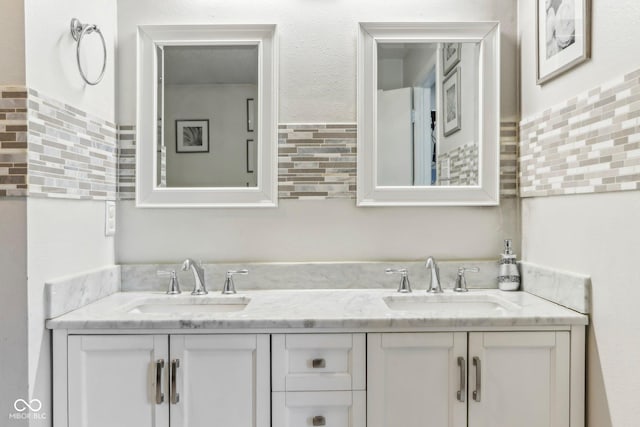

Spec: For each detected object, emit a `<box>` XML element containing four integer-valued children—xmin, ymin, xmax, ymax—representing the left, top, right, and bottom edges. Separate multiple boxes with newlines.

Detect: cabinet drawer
<box><xmin>272</xmin><ymin>334</ymin><xmax>366</xmax><ymax>391</ymax></box>
<box><xmin>273</xmin><ymin>391</ymin><xmax>365</xmax><ymax>427</ymax></box>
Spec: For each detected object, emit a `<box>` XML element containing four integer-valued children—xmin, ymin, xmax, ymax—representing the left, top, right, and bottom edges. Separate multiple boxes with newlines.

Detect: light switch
<box><xmin>105</xmin><ymin>201</ymin><xmax>116</xmax><ymax>236</ymax></box>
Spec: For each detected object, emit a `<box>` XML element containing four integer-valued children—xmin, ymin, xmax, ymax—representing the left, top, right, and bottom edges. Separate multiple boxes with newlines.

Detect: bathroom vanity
<box><xmin>47</xmin><ymin>288</ymin><xmax>587</xmax><ymax>427</ymax></box>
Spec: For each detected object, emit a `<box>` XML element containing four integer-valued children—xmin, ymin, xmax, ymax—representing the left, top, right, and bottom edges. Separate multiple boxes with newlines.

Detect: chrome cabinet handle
<box><xmin>312</xmin><ymin>415</ymin><xmax>326</xmax><ymax>426</ymax></box>
<box><xmin>155</xmin><ymin>359</ymin><xmax>165</xmax><ymax>404</ymax></box>
<box><xmin>312</xmin><ymin>358</ymin><xmax>326</xmax><ymax>368</ymax></box>
<box><xmin>170</xmin><ymin>359</ymin><xmax>180</xmax><ymax>404</ymax></box>
<box><xmin>472</xmin><ymin>356</ymin><xmax>481</xmax><ymax>402</ymax></box>
<box><xmin>457</xmin><ymin>356</ymin><xmax>466</xmax><ymax>402</ymax></box>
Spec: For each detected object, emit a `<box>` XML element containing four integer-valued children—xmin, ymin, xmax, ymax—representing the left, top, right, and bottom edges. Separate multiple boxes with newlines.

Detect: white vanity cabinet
<box><xmin>368</xmin><ymin>331</ymin><xmax>575</xmax><ymax>427</ymax></box>
<box><xmin>272</xmin><ymin>333</ymin><xmax>366</xmax><ymax>427</ymax></box>
<box><xmin>63</xmin><ymin>334</ymin><xmax>270</xmax><ymax>427</ymax></box>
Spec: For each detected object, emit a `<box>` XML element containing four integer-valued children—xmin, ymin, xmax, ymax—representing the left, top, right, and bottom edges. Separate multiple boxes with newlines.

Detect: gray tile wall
<box><xmin>500</xmin><ymin>122</ymin><xmax>519</xmax><ymax>197</ymax></box>
<box><xmin>437</xmin><ymin>141</ymin><xmax>479</xmax><ymax>186</ymax></box>
<box><xmin>520</xmin><ymin>68</ymin><xmax>640</xmax><ymax>197</ymax></box>
<box><xmin>27</xmin><ymin>89</ymin><xmax>118</xmax><ymax>200</ymax></box>
<box><xmin>118</xmin><ymin>122</ymin><xmax>518</xmax><ymax>200</ymax></box>
<box><xmin>117</xmin><ymin>126</ymin><xmax>136</xmax><ymax>200</ymax></box>
<box><xmin>278</xmin><ymin>124</ymin><xmax>357</xmax><ymax>199</ymax></box>
<box><xmin>0</xmin><ymin>86</ymin><xmax>28</xmax><ymax>197</ymax></box>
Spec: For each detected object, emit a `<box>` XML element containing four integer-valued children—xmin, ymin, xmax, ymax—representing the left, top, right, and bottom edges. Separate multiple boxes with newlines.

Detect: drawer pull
<box><xmin>170</xmin><ymin>359</ymin><xmax>180</xmax><ymax>404</ymax></box>
<box><xmin>472</xmin><ymin>356</ymin><xmax>481</xmax><ymax>402</ymax></box>
<box><xmin>457</xmin><ymin>356</ymin><xmax>466</xmax><ymax>402</ymax></box>
<box><xmin>154</xmin><ymin>359</ymin><xmax>165</xmax><ymax>404</ymax></box>
<box><xmin>312</xmin><ymin>358</ymin><xmax>326</xmax><ymax>369</ymax></box>
<box><xmin>312</xmin><ymin>415</ymin><xmax>326</xmax><ymax>426</ymax></box>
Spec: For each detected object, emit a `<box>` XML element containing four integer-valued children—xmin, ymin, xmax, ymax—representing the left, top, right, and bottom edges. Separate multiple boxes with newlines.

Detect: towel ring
<box><xmin>70</xmin><ymin>18</ymin><xmax>107</xmax><ymax>86</ymax></box>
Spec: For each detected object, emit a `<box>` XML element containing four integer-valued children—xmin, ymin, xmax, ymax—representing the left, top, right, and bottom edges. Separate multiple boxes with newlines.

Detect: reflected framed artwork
<box><xmin>442</xmin><ymin>67</ymin><xmax>461</xmax><ymax>137</ymax></box>
<box><xmin>536</xmin><ymin>0</ymin><xmax>591</xmax><ymax>84</ymax></box>
<box><xmin>246</xmin><ymin>98</ymin><xmax>255</xmax><ymax>132</ymax></box>
<box><xmin>176</xmin><ymin>119</ymin><xmax>209</xmax><ymax>153</ymax></box>
<box><xmin>246</xmin><ymin>139</ymin><xmax>256</xmax><ymax>173</ymax></box>
<box><xmin>443</xmin><ymin>42</ymin><xmax>461</xmax><ymax>75</ymax></box>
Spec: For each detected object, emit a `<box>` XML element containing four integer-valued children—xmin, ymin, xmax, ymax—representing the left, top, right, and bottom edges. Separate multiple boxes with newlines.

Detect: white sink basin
<box><xmin>127</xmin><ymin>296</ymin><xmax>249</xmax><ymax>315</ymax></box>
<box><xmin>383</xmin><ymin>293</ymin><xmax>520</xmax><ymax>314</ymax></box>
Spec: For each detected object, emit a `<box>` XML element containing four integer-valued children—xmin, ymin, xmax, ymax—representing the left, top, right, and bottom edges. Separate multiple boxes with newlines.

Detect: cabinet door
<box><xmin>273</xmin><ymin>391</ymin><xmax>365</xmax><ymax>427</ymax></box>
<box><xmin>368</xmin><ymin>333</ymin><xmax>467</xmax><ymax>427</ymax></box>
<box><xmin>68</xmin><ymin>335</ymin><xmax>169</xmax><ymax>427</ymax></box>
<box><xmin>468</xmin><ymin>332</ymin><xmax>570</xmax><ymax>427</ymax></box>
<box><xmin>169</xmin><ymin>334</ymin><xmax>270</xmax><ymax>427</ymax></box>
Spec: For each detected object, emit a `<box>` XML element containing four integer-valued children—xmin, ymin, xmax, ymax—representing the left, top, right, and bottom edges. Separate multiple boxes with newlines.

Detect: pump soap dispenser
<box><xmin>498</xmin><ymin>239</ymin><xmax>520</xmax><ymax>291</ymax></box>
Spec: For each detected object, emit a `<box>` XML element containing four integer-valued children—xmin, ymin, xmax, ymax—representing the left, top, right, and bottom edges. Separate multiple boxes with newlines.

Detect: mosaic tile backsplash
<box><xmin>27</xmin><ymin>89</ymin><xmax>117</xmax><ymax>200</ymax></box>
<box><xmin>0</xmin><ymin>87</ymin><xmax>28</xmax><ymax>197</ymax></box>
<box><xmin>520</xmin><ymin>68</ymin><xmax>640</xmax><ymax>197</ymax></box>
<box><xmin>278</xmin><ymin>124</ymin><xmax>357</xmax><ymax>199</ymax></box>
<box><xmin>437</xmin><ymin>141</ymin><xmax>479</xmax><ymax>186</ymax></box>
<box><xmin>117</xmin><ymin>122</ymin><xmax>518</xmax><ymax>200</ymax></box>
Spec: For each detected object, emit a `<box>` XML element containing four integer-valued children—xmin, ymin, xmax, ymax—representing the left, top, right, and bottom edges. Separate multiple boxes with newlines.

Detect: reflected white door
<box><xmin>377</xmin><ymin>87</ymin><xmax>413</xmax><ymax>186</ymax></box>
<box><xmin>413</xmin><ymin>86</ymin><xmax>433</xmax><ymax>186</ymax></box>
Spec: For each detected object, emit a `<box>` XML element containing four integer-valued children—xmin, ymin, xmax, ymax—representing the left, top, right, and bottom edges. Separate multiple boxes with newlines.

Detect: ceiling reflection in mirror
<box><xmin>157</xmin><ymin>45</ymin><xmax>259</xmax><ymax>188</ymax></box>
<box><xmin>376</xmin><ymin>42</ymin><xmax>480</xmax><ymax>187</ymax></box>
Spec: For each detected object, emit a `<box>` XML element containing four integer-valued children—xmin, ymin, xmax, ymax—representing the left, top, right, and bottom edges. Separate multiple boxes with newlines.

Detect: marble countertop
<box><xmin>46</xmin><ymin>289</ymin><xmax>588</xmax><ymax>330</ymax></box>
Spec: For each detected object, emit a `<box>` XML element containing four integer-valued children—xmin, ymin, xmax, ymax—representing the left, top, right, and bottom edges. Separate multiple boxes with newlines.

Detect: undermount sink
<box><xmin>383</xmin><ymin>293</ymin><xmax>521</xmax><ymax>314</ymax></box>
<box><xmin>127</xmin><ymin>296</ymin><xmax>250</xmax><ymax>314</ymax></box>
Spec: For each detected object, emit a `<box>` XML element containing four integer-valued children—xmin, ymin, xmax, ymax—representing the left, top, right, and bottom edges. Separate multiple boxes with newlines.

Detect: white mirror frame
<box><xmin>136</xmin><ymin>24</ymin><xmax>278</xmax><ymax>208</ymax></box>
<box><xmin>357</xmin><ymin>22</ymin><xmax>500</xmax><ymax>206</ymax></box>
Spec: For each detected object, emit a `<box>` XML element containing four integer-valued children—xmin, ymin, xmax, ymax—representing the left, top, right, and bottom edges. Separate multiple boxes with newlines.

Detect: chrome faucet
<box><xmin>453</xmin><ymin>267</ymin><xmax>480</xmax><ymax>292</ymax></box>
<box><xmin>181</xmin><ymin>259</ymin><xmax>207</xmax><ymax>295</ymax></box>
<box><xmin>222</xmin><ymin>269</ymin><xmax>249</xmax><ymax>294</ymax></box>
<box><xmin>425</xmin><ymin>257</ymin><xmax>443</xmax><ymax>293</ymax></box>
<box><xmin>385</xmin><ymin>268</ymin><xmax>412</xmax><ymax>293</ymax></box>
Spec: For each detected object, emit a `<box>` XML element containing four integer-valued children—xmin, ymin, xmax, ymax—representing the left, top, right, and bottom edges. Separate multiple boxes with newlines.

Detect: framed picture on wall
<box><xmin>246</xmin><ymin>98</ymin><xmax>255</xmax><ymax>132</ymax></box>
<box><xmin>536</xmin><ymin>0</ymin><xmax>591</xmax><ymax>84</ymax></box>
<box><xmin>176</xmin><ymin>119</ymin><xmax>209</xmax><ymax>153</ymax></box>
<box><xmin>442</xmin><ymin>42</ymin><xmax>461</xmax><ymax>75</ymax></box>
<box><xmin>442</xmin><ymin>67</ymin><xmax>461</xmax><ymax>137</ymax></box>
<box><xmin>246</xmin><ymin>139</ymin><xmax>256</xmax><ymax>173</ymax></box>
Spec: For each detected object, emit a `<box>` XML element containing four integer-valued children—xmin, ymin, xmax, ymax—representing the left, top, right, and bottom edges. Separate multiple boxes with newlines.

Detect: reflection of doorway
<box><xmin>377</xmin><ymin>76</ymin><xmax>436</xmax><ymax>187</ymax></box>
<box><xmin>377</xmin><ymin>87</ymin><xmax>413</xmax><ymax>186</ymax></box>
<box><xmin>413</xmin><ymin>67</ymin><xmax>436</xmax><ymax>186</ymax></box>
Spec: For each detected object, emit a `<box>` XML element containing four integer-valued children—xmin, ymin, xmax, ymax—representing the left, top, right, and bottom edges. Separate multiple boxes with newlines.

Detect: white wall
<box><xmin>0</xmin><ymin>0</ymin><xmax>25</xmax><ymax>85</ymax></box>
<box><xmin>521</xmin><ymin>193</ymin><xmax>640</xmax><ymax>426</ymax></box>
<box><xmin>118</xmin><ymin>197</ymin><xmax>519</xmax><ymax>263</ymax></box>
<box><xmin>27</xmin><ymin>199</ymin><xmax>115</xmax><ymax>425</ymax></box>
<box><xmin>519</xmin><ymin>1</ymin><xmax>640</xmax><ymax>425</ymax></box>
<box><xmin>118</xmin><ymin>0</ymin><xmax>518</xmax><ymax>124</ymax></box>
<box><xmin>24</xmin><ymin>0</ymin><xmax>116</xmax><ymax>121</ymax></box>
<box><xmin>0</xmin><ymin>200</ymin><xmax>28</xmax><ymax>421</ymax></box>
<box><xmin>164</xmin><ymin>84</ymin><xmax>257</xmax><ymax>187</ymax></box>
<box><xmin>117</xmin><ymin>0</ymin><xmax>519</xmax><ymax>263</ymax></box>
<box><xmin>22</xmin><ymin>2</ymin><xmax>118</xmax><ymax>425</ymax></box>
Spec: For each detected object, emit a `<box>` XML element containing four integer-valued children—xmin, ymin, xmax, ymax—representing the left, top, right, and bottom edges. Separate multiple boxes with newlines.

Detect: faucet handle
<box><xmin>222</xmin><ymin>269</ymin><xmax>249</xmax><ymax>294</ymax></box>
<box><xmin>454</xmin><ymin>267</ymin><xmax>480</xmax><ymax>293</ymax></box>
<box><xmin>157</xmin><ymin>270</ymin><xmax>181</xmax><ymax>295</ymax></box>
<box><xmin>385</xmin><ymin>268</ymin><xmax>412</xmax><ymax>293</ymax></box>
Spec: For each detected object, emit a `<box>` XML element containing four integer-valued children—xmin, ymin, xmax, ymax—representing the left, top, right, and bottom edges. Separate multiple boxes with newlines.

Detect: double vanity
<box><xmin>43</xmin><ymin>17</ymin><xmax>586</xmax><ymax>427</ymax></box>
<box><xmin>47</xmin><ymin>261</ymin><xmax>587</xmax><ymax>427</ymax></box>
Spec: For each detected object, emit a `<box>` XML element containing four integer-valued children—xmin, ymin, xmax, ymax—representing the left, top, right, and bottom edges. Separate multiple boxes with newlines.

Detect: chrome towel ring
<box><xmin>69</xmin><ymin>18</ymin><xmax>107</xmax><ymax>86</ymax></box>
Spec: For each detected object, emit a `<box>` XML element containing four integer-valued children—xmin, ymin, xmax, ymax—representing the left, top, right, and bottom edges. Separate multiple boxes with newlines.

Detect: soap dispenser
<box><xmin>498</xmin><ymin>239</ymin><xmax>520</xmax><ymax>291</ymax></box>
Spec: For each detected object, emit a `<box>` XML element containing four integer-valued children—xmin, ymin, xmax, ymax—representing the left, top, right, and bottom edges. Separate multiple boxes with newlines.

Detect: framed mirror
<box><xmin>136</xmin><ymin>25</ymin><xmax>278</xmax><ymax>207</ymax></box>
<box><xmin>357</xmin><ymin>22</ymin><xmax>500</xmax><ymax>206</ymax></box>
